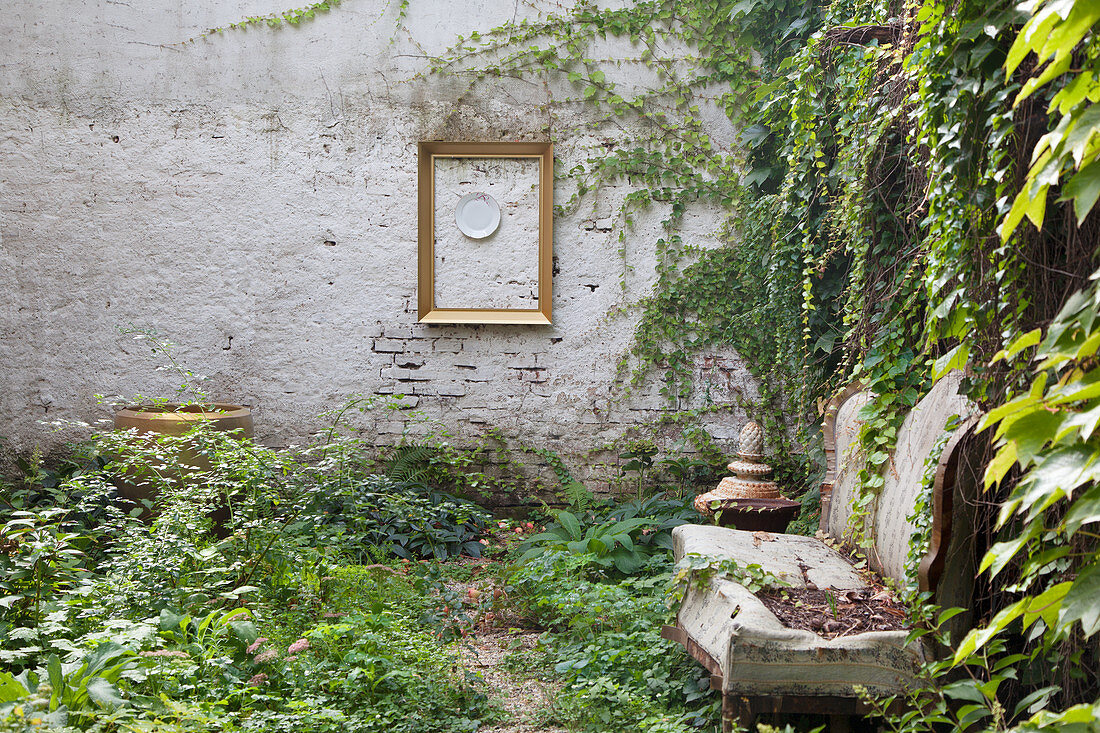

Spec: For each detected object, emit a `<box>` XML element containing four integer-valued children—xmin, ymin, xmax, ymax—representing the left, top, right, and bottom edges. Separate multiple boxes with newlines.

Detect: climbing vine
<box><xmin>418</xmin><ymin>0</ymin><xmax>837</xmax><ymax>474</ymax></box>
<box><xmin>419</xmin><ymin>0</ymin><xmax>1100</xmax><ymax>727</ymax></box>
<box><xmin>198</xmin><ymin>1</ymin><xmax>1100</xmax><ymax>724</ymax></box>
<box><xmin>188</xmin><ymin>0</ymin><xmax>344</xmax><ymax>41</ymax></box>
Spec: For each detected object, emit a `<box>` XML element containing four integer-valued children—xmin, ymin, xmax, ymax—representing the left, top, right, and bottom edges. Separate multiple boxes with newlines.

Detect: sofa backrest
<box><xmin>874</xmin><ymin>372</ymin><xmax>975</xmax><ymax>579</ymax></box>
<box><xmin>821</xmin><ymin>386</ymin><xmax>872</xmax><ymax>539</ymax></box>
<box><xmin>821</xmin><ymin>371</ymin><xmax>977</xmax><ymax>584</ymax></box>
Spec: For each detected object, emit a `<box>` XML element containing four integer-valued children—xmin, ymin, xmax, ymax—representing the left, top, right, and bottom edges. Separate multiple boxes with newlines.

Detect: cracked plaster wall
<box><xmin>0</xmin><ymin>0</ymin><xmax>760</xmax><ymax>501</ymax></box>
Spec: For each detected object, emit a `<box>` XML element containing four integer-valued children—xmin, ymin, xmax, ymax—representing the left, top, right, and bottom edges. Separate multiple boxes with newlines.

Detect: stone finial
<box><xmin>738</xmin><ymin>420</ymin><xmax>765</xmax><ymax>460</ymax></box>
<box><xmin>693</xmin><ymin>420</ymin><xmax>781</xmax><ymax>515</ymax></box>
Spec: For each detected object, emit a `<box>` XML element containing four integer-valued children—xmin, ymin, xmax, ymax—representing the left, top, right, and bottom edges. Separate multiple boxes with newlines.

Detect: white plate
<box><xmin>455</xmin><ymin>192</ymin><xmax>501</xmax><ymax>239</ymax></box>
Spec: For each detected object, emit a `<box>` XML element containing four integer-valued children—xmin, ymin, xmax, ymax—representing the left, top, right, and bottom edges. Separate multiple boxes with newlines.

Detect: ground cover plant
<box><xmin>408</xmin><ymin>0</ymin><xmax>1100</xmax><ymax>728</ymax></box>
<box><xmin>7</xmin><ymin>0</ymin><xmax>1100</xmax><ymax>729</ymax></box>
<box><xmin>502</xmin><ymin>551</ymin><xmax>716</xmax><ymax>733</ymax></box>
<box><xmin>0</xmin><ymin>426</ymin><xmax>501</xmax><ymax>732</ymax></box>
<box><xmin>0</xmin><ymin>420</ymin><xmax>726</xmax><ymax>733</ymax></box>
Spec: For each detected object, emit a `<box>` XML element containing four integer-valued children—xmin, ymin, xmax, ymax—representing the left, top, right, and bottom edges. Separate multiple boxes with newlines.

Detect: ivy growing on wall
<box><xmin>418</xmin><ymin>0</ymin><xmax>835</xmax><ymax>485</ymax></box>
<box><xmin>417</xmin><ymin>0</ymin><xmax>1100</xmax><ymax>726</ymax></box>
<box><xmin>192</xmin><ymin>0</ymin><xmax>343</xmax><ymax>39</ymax></box>
<box><xmin>205</xmin><ymin>1</ymin><xmax>1100</xmax><ymax>723</ymax></box>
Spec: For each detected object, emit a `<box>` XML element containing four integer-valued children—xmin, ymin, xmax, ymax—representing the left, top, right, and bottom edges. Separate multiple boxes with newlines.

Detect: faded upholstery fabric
<box><xmin>872</xmin><ymin>371</ymin><xmax>975</xmax><ymax>580</ymax></box>
<box><xmin>707</xmin><ymin>580</ymin><xmax>922</xmax><ymax>697</ymax></box>
<box><xmin>825</xmin><ymin>391</ymin><xmax>872</xmax><ymax>539</ymax></box>
<box><xmin>674</xmin><ymin>524</ymin><xmax>865</xmax><ymax>590</ymax></box>
<box><xmin>673</xmin><ymin>525</ymin><xmax>926</xmax><ymax>697</ymax></box>
<box><xmin>668</xmin><ymin>526</ymin><xmax>928</xmax><ymax>691</ymax></box>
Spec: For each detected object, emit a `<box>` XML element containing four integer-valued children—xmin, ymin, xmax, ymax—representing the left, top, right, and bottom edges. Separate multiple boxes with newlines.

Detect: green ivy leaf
<box><xmin>1001</xmin><ymin>178</ymin><xmax>1048</xmax><ymax>240</ymax></box>
<box><xmin>932</xmin><ymin>344</ymin><xmax>969</xmax><ymax>380</ymax></box>
<box><xmin>981</xmin><ymin>522</ymin><xmax>1041</xmax><ymax>576</ymax></box>
<box><xmin>942</xmin><ymin>679</ymin><xmax>987</xmax><ymax>703</ymax></box>
<box><xmin>998</xmin><ymin>409</ymin><xmax>1066</xmax><ymax>464</ymax></box>
<box><xmin>984</xmin><ymin>441</ymin><xmax>1019</xmax><ymax>490</ymax></box>
<box><xmin>954</xmin><ymin>599</ymin><xmax>1027</xmax><ymax>665</ymax></box>
<box><xmin>991</xmin><ymin>328</ymin><xmax>1041</xmax><ymax>363</ymax></box>
<box><xmin>1064</xmin><ymin>482</ymin><xmax>1100</xmax><ymax>535</ymax></box>
<box><xmin>1021</xmin><ymin>581</ymin><xmax>1071</xmax><ymax>631</ymax></box>
<box><xmin>1016</xmin><ymin>444</ymin><xmax>1100</xmax><ymax>522</ymax></box>
<box><xmin>1058</xmin><ymin>562</ymin><xmax>1100</xmax><ymax>637</ymax></box>
<box><xmin>1059</xmin><ymin>159</ymin><xmax>1100</xmax><ymax>224</ymax></box>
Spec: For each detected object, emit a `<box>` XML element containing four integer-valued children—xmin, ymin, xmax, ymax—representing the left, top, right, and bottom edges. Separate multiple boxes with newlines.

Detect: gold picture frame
<box><xmin>417</xmin><ymin>141</ymin><xmax>553</xmax><ymax>325</ymax></box>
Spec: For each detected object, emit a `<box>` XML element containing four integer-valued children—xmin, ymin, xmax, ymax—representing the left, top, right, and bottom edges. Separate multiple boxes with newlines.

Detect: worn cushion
<box><xmin>873</xmin><ymin>371</ymin><xmax>975</xmax><ymax>579</ymax></box>
<box><xmin>673</xmin><ymin>524</ymin><xmax>925</xmax><ymax>697</ymax></box>
<box><xmin>673</xmin><ymin>524</ymin><xmax>865</xmax><ymax>590</ymax></box>
<box><xmin>825</xmin><ymin>390</ymin><xmax>872</xmax><ymax>539</ymax></box>
<box><xmin>674</xmin><ymin>572</ymin><xmax>925</xmax><ymax>698</ymax></box>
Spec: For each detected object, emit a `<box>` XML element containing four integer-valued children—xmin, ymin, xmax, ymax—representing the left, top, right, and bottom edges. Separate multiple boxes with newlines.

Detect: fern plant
<box><xmin>561</xmin><ymin>479</ymin><xmax>595</xmax><ymax>513</ymax></box>
<box><xmin>385</xmin><ymin>445</ymin><xmax>436</xmax><ymax>485</ymax></box>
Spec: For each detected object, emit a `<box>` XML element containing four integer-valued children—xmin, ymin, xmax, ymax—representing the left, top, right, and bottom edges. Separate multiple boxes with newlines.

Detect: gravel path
<box><xmin>459</xmin><ymin>629</ymin><xmax>568</xmax><ymax>733</ymax></box>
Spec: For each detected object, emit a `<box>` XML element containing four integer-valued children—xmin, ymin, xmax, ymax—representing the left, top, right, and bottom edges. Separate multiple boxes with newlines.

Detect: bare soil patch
<box><xmin>755</xmin><ymin>585</ymin><xmax>911</xmax><ymax>638</ymax></box>
<box><xmin>459</xmin><ymin>629</ymin><xmax>566</xmax><ymax>733</ymax></box>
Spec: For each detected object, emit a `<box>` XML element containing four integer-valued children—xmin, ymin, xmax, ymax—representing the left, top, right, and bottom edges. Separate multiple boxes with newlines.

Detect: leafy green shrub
<box><xmin>156</xmin><ymin>607</ymin><xmax>257</xmax><ymax>660</ymax></box>
<box><xmin>517</xmin><ymin>510</ymin><xmax>656</xmax><ymax>574</ymax></box>
<box><xmin>4</xmin><ymin>407</ymin><xmax>706</xmax><ymax>733</ymax></box>
<box><xmin>619</xmin><ymin>440</ymin><xmax>658</xmax><ymax>499</ymax></box>
<box><xmin>601</xmin><ymin>495</ymin><xmax>695</xmax><ymax>550</ymax></box>
<box><xmin>0</xmin><ymin>506</ymin><xmax>100</xmax><ymax>671</ymax></box>
<box><xmin>658</xmin><ymin>454</ymin><xmax>719</xmax><ymax>500</ymax></box>
<box><xmin>323</xmin><ymin>564</ymin><xmax>422</xmax><ymax>614</ymax></box>
<box><xmin>241</xmin><ymin>611</ymin><xmax>496</xmax><ymax>733</ymax></box>
<box><xmin>16</xmin><ymin>427</ymin><xmax>487</xmax><ymax>623</ymax></box>
<box><xmin>0</xmin><ymin>643</ymin><xmax>143</xmax><ymax>729</ymax></box>
<box><xmin>315</xmin><ymin>475</ymin><xmax>490</xmax><ymax>561</ymax></box>
<box><xmin>504</xmin><ymin>551</ymin><xmax>717</xmax><ymax>732</ymax></box>
<box><xmin>0</xmin><ymin>509</ymin><xmax>86</xmax><ymax>630</ymax></box>
<box><xmin>0</xmin><ymin>681</ymin><xmax>60</xmax><ymax>732</ymax></box>
<box><xmin>552</xmin><ymin>679</ymin><xmax>708</xmax><ymax>733</ymax></box>
<box><xmin>7</xmin><ymin>443</ymin><xmax>105</xmax><ymax>502</ymax></box>
<box><xmin>518</xmin><ymin>496</ymin><xmax>693</xmax><ymax>574</ymax></box>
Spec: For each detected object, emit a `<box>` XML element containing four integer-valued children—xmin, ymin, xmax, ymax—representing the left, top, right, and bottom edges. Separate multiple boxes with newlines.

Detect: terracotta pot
<box><xmin>112</xmin><ymin>403</ymin><xmax>253</xmax><ymax>502</ymax></box>
<box><xmin>114</xmin><ymin>403</ymin><xmax>253</xmax><ymax>441</ymax></box>
<box><xmin>711</xmin><ymin>497</ymin><xmax>801</xmax><ymax>533</ymax></box>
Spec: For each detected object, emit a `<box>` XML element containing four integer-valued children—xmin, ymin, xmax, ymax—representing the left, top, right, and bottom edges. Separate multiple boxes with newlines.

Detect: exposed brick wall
<box><xmin>0</xmin><ymin>0</ymin><xmax>761</xmax><ymax>508</ymax></box>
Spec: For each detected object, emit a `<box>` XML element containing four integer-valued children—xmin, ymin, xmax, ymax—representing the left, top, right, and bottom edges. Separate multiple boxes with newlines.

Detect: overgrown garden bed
<box><xmin>0</xmin><ymin>426</ymin><xmax>725</xmax><ymax>733</ymax></box>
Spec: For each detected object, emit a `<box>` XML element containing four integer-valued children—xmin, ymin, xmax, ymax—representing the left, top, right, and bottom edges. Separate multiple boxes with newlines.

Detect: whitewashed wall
<box><xmin>0</xmin><ymin>0</ymin><xmax>759</xmax><ymax>498</ymax></box>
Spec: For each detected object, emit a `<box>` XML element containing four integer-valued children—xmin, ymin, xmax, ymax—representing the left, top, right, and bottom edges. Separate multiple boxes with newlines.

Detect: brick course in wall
<box><xmin>0</xmin><ymin>0</ymin><xmax>761</xmax><ymax>507</ymax></box>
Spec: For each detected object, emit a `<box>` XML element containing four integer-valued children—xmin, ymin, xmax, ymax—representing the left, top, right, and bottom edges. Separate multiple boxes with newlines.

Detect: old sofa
<box><xmin>664</xmin><ymin>372</ymin><xmax>981</xmax><ymax>731</ymax></box>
